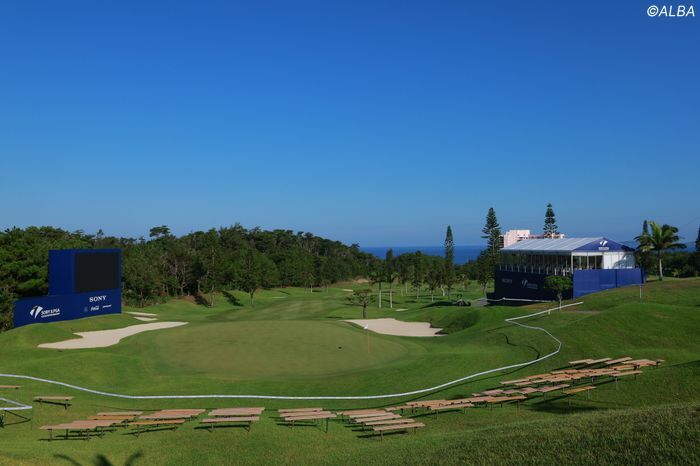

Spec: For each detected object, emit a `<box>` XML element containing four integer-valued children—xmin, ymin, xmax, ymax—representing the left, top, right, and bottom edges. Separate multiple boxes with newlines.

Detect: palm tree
<box><xmin>635</xmin><ymin>221</ymin><xmax>686</xmax><ymax>280</ymax></box>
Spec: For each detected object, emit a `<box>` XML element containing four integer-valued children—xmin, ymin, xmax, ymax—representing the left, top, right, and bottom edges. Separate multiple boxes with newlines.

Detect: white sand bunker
<box><xmin>133</xmin><ymin>316</ymin><xmax>158</xmax><ymax>322</ymax></box>
<box><xmin>125</xmin><ymin>311</ymin><xmax>158</xmax><ymax>317</ymax></box>
<box><xmin>344</xmin><ymin>318</ymin><xmax>443</xmax><ymax>337</ymax></box>
<box><xmin>38</xmin><ymin>322</ymin><xmax>187</xmax><ymax>350</ymax></box>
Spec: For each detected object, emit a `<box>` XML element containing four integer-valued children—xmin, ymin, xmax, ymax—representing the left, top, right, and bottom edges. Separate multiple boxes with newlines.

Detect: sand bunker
<box><xmin>133</xmin><ymin>316</ymin><xmax>158</xmax><ymax>322</ymax></box>
<box><xmin>38</xmin><ymin>322</ymin><xmax>187</xmax><ymax>350</ymax></box>
<box><xmin>344</xmin><ymin>318</ymin><xmax>443</xmax><ymax>337</ymax></box>
<box><xmin>125</xmin><ymin>311</ymin><xmax>158</xmax><ymax>317</ymax></box>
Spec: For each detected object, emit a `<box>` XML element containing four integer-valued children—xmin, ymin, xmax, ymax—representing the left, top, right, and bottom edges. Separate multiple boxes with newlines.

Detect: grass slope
<box><xmin>0</xmin><ymin>279</ymin><xmax>698</xmax><ymax>465</ymax></box>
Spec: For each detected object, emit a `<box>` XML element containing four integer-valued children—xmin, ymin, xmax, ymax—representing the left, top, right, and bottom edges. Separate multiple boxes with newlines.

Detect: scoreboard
<box><xmin>13</xmin><ymin>249</ymin><xmax>122</xmax><ymax>328</ymax></box>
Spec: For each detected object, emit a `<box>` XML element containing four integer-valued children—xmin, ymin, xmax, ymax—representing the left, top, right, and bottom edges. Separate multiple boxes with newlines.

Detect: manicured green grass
<box><xmin>0</xmin><ymin>279</ymin><xmax>698</xmax><ymax>465</ymax></box>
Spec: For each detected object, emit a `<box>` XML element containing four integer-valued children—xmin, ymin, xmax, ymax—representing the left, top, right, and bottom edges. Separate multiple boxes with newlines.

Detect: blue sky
<box><xmin>1</xmin><ymin>1</ymin><xmax>698</xmax><ymax>246</ymax></box>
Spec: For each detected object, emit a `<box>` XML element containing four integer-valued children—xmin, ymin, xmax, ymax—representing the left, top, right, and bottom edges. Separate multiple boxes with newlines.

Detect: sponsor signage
<box><xmin>13</xmin><ymin>249</ymin><xmax>121</xmax><ymax>328</ymax></box>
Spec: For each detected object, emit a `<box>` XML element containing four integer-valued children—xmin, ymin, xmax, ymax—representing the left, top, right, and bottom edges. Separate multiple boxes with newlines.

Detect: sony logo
<box><xmin>89</xmin><ymin>295</ymin><xmax>107</xmax><ymax>303</ymax></box>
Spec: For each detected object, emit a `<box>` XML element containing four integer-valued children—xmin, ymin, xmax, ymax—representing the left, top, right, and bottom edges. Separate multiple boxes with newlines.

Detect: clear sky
<box><xmin>1</xmin><ymin>1</ymin><xmax>698</xmax><ymax>246</ymax></box>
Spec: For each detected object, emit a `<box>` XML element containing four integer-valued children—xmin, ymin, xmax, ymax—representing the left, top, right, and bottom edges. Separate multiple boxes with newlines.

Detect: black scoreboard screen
<box><xmin>74</xmin><ymin>251</ymin><xmax>120</xmax><ymax>293</ymax></box>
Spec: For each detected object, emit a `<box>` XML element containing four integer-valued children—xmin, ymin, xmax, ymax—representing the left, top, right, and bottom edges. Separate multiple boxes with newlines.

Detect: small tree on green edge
<box><xmin>348</xmin><ymin>289</ymin><xmax>375</xmax><ymax>319</ymax></box>
<box><xmin>544</xmin><ymin>275</ymin><xmax>572</xmax><ymax>309</ymax></box>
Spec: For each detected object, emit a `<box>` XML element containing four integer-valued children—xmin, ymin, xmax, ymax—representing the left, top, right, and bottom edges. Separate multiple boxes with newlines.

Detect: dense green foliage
<box><xmin>544</xmin><ymin>274</ymin><xmax>573</xmax><ymax>306</ymax></box>
<box><xmin>635</xmin><ymin>221</ymin><xmax>687</xmax><ymax>280</ymax></box>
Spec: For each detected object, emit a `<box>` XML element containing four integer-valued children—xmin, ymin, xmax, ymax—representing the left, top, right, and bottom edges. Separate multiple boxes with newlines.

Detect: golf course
<box><xmin>1</xmin><ymin>278</ymin><xmax>698</xmax><ymax>465</ymax></box>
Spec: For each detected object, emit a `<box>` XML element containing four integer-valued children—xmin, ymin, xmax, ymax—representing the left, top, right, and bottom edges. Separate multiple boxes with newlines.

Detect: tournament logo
<box><xmin>30</xmin><ymin>305</ymin><xmax>43</xmax><ymax>319</ymax></box>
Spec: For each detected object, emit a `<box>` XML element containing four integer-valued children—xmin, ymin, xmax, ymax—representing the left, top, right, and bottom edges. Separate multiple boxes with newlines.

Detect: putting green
<box><xmin>149</xmin><ymin>320</ymin><xmax>415</xmax><ymax>380</ymax></box>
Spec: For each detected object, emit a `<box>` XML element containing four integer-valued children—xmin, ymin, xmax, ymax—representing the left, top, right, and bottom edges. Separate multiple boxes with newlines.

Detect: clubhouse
<box><xmin>493</xmin><ymin>237</ymin><xmax>643</xmax><ymax>301</ymax></box>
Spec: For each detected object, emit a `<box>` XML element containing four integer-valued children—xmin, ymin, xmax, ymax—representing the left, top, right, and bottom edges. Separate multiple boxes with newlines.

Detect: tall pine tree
<box><xmin>543</xmin><ymin>203</ymin><xmax>559</xmax><ymax>237</ymax></box>
<box><xmin>444</xmin><ymin>225</ymin><xmax>455</xmax><ymax>298</ymax></box>
<box><xmin>481</xmin><ymin>207</ymin><xmax>502</xmax><ymax>259</ymax></box>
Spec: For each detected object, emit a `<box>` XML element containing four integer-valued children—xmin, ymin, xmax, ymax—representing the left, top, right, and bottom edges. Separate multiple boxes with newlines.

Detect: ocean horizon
<box><xmin>360</xmin><ymin>245</ymin><xmax>484</xmax><ymax>265</ymax></box>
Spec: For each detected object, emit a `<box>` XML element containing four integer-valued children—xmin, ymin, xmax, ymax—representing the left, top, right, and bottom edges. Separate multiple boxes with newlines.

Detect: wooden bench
<box><xmin>385</xmin><ymin>405</ymin><xmax>414</xmax><ymax>413</ymax></box>
<box><xmin>372</xmin><ymin>422</ymin><xmax>424</xmax><ymax>440</ymax></box>
<box><xmin>485</xmin><ymin>395</ymin><xmax>527</xmax><ymax>407</ymax></box>
<box><xmin>354</xmin><ymin>414</ymin><xmax>401</xmax><ymax>424</ymax></box>
<box><xmin>97</xmin><ymin>411</ymin><xmax>143</xmax><ymax>416</ymax></box>
<box><xmin>210</xmin><ymin>408</ymin><xmax>264</xmax><ymax>416</ymax></box>
<box><xmin>282</xmin><ymin>412</ymin><xmax>336</xmax><ymax>432</ymax></box>
<box><xmin>0</xmin><ymin>385</ymin><xmax>21</xmax><ymax>389</ymax></box>
<box><xmin>89</xmin><ymin>415</ymin><xmax>135</xmax><ymax>424</ymax></box>
<box><xmin>604</xmin><ymin>357</ymin><xmax>632</xmax><ymax>365</ymax></box>
<box><xmin>140</xmin><ymin>410</ymin><xmax>203</xmax><ymax>420</ymax></box>
<box><xmin>129</xmin><ymin>419</ymin><xmax>186</xmax><ymax>436</ymax></box>
<box><xmin>278</xmin><ymin>407</ymin><xmax>323</xmax><ymax>414</ymax></box>
<box><xmin>158</xmin><ymin>409</ymin><xmax>205</xmax><ymax>416</ymax></box>
<box><xmin>200</xmin><ymin>416</ymin><xmax>259</xmax><ymax>432</ymax></box>
<box><xmin>568</xmin><ymin>358</ymin><xmax>594</xmax><ymax>366</ymax></box>
<box><xmin>347</xmin><ymin>411</ymin><xmax>392</xmax><ymax>421</ymax></box>
<box><xmin>41</xmin><ymin>420</ymin><xmax>116</xmax><ymax>441</ymax></box>
<box><xmin>364</xmin><ymin>418</ymin><xmax>416</xmax><ymax>427</ymax></box>
<box><xmin>562</xmin><ymin>385</ymin><xmax>596</xmax><ymax>403</ymax></box>
<box><xmin>429</xmin><ymin>402</ymin><xmax>474</xmax><ymax>415</ymax></box>
<box><xmin>34</xmin><ymin>396</ymin><xmax>73</xmax><ymax>409</ymax></box>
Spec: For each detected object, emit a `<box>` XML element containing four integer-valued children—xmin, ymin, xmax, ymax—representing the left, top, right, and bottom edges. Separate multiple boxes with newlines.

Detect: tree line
<box><xmin>0</xmin><ymin>225</ymin><xmax>380</xmax><ymax>330</ymax></box>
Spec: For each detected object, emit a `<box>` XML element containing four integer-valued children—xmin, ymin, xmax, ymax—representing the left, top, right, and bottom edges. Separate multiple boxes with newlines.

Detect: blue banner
<box><xmin>13</xmin><ymin>289</ymin><xmax>121</xmax><ymax>328</ymax></box>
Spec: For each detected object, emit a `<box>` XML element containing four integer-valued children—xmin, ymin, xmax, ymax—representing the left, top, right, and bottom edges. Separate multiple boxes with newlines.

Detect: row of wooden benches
<box><xmin>278</xmin><ymin>407</ymin><xmax>425</xmax><ymax>439</ymax></box>
<box><xmin>40</xmin><ymin>408</ymin><xmax>264</xmax><ymax>440</ymax></box>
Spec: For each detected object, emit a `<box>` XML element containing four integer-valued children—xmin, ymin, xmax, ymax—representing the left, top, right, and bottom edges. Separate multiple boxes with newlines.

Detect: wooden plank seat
<box><xmin>41</xmin><ymin>420</ymin><xmax>117</xmax><ymax>441</ymax></box>
<box><xmin>604</xmin><ymin>357</ymin><xmax>632</xmax><ymax>365</ymax></box>
<box><xmin>372</xmin><ymin>422</ymin><xmax>425</xmax><ymax>440</ymax></box>
<box><xmin>129</xmin><ymin>419</ymin><xmax>186</xmax><ymax>436</ymax></box>
<box><xmin>158</xmin><ymin>409</ymin><xmax>205</xmax><ymax>415</ymax></box>
<box><xmin>562</xmin><ymin>385</ymin><xmax>596</xmax><ymax>396</ymax></box>
<box><xmin>354</xmin><ymin>414</ymin><xmax>401</xmax><ymax>423</ymax></box>
<box><xmin>0</xmin><ymin>385</ymin><xmax>21</xmax><ymax>389</ymax></box>
<box><xmin>536</xmin><ymin>384</ymin><xmax>570</xmax><ymax>394</ymax></box>
<box><xmin>363</xmin><ymin>418</ymin><xmax>416</xmax><ymax>427</ymax></box>
<box><xmin>500</xmin><ymin>378</ymin><xmax>531</xmax><ymax>386</ymax></box>
<box><xmin>209</xmin><ymin>408</ymin><xmax>264</xmax><ymax>416</ymax></box>
<box><xmin>337</xmin><ymin>409</ymin><xmax>387</xmax><ymax>416</ymax></box>
<box><xmin>97</xmin><ymin>411</ymin><xmax>143</xmax><ymax>416</ymax></box>
<box><xmin>347</xmin><ymin>411</ymin><xmax>393</xmax><ymax>420</ymax></box>
<box><xmin>282</xmin><ymin>412</ymin><xmax>336</xmax><ymax>432</ymax></box>
<box><xmin>89</xmin><ymin>415</ymin><xmax>135</xmax><ymax>422</ymax></box>
<box><xmin>481</xmin><ymin>389</ymin><xmax>505</xmax><ymax>396</ymax></box>
<box><xmin>139</xmin><ymin>409</ymin><xmax>204</xmax><ymax>420</ymax></box>
<box><xmin>278</xmin><ymin>407</ymin><xmax>323</xmax><ymax>414</ymax></box>
<box><xmin>568</xmin><ymin>358</ymin><xmax>594</xmax><ymax>365</ymax></box>
<box><xmin>385</xmin><ymin>405</ymin><xmax>412</xmax><ymax>412</ymax></box>
<box><xmin>429</xmin><ymin>402</ymin><xmax>474</xmax><ymax>415</ymax></box>
<box><xmin>34</xmin><ymin>396</ymin><xmax>73</xmax><ymax>409</ymax></box>
<box><xmin>200</xmin><ymin>416</ymin><xmax>259</xmax><ymax>432</ymax></box>
<box><xmin>485</xmin><ymin>395</ymin><xmax>527</xmax><ymax>406</ymax></box>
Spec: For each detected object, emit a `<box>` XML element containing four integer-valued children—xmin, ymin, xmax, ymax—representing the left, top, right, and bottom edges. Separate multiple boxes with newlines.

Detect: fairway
<box><xmin>151</xmin><ymin>320</ymin><xmax>414</xmax><ymax>379</ymax></box>
<box><xmin>0</xmin><ymin>280</ymin><xmax>699</xmax><ymax>465</ymax></box>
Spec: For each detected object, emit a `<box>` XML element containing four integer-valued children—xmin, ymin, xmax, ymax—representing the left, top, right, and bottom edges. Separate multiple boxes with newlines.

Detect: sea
<box><xmin>360</xmin><ymin>245</ymin><xmax>484</xmax><ymax>265</ymax></box>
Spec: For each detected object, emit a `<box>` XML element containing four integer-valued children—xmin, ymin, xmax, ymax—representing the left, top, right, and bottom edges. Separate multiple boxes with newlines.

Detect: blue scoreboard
<box><xmin>13</xmin><ymin>249</ymin><xmax>122</xmax><ymax>328</ymax></box>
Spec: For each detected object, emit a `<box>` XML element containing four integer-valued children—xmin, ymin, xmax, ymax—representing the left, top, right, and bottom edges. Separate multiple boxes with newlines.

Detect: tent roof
<box><xmin>502</xmin><ymin>237</ymin><xmax>612</xmax><ymax>253</ymax></box>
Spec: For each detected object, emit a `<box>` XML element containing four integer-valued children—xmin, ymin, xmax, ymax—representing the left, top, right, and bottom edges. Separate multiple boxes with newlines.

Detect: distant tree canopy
<box><xmin>0</xmin><ymin>225</ymin><xmax>379</xmax><ymax>329</ymax></box>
